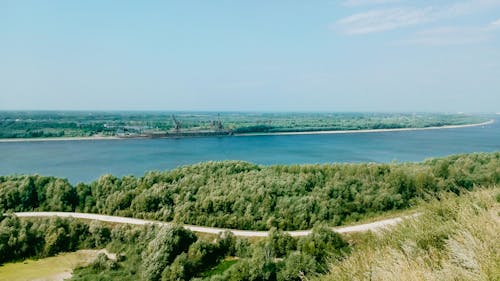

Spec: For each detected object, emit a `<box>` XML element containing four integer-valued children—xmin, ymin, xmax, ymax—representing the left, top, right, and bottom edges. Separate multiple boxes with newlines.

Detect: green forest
<box><xmin>0</xmin><ymin>215</ymin><xmax>349</xmax><ymax>281</ymax></box>
<box><xmin>1</xmin><ymin>152</ymin><xmax>498</xmax><ymax>231</ymax></box>
<box><xmin>1</xmin><ymin>152</ymin><xmax>499</xmax><ymax>280</ymax></box>
<box><xmin>0</xmin><ymin>111</ymin><xmax>488</xmax><ymax>138</ymax></box>
<box><xmin>2</xmin><ymin>188</ymin><xmax>499</xmax><ymax>281</ymax></box>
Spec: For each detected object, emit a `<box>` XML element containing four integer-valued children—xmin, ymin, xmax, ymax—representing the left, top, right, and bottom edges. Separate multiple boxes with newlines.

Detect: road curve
<box><xmin>12</xmin><ymin>212</ymin><xmax>420</xmax><ymax>237</ymax></box>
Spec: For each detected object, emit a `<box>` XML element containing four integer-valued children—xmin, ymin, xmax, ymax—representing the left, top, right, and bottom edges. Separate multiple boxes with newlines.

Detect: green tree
<box><xmin>141</xmin><ymin>225</ymin><xmax>197</xmax><ymax>281</ymax></box>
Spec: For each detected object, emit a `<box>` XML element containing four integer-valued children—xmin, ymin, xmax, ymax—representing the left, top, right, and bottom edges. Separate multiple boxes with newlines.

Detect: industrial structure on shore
<box><xmin>116</xmin><ymin>114</ymin><xmax>232</xmax><ymax>138</ymax></box>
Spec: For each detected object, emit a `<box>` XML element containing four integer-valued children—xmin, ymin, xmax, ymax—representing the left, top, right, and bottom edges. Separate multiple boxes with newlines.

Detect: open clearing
<box><xmin>0</xmin><ymin>249</ymin><xmax>112</xmax><ymax>281</ymax></box>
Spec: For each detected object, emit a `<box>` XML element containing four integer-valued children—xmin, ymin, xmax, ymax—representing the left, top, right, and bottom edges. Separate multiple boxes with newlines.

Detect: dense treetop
<box><xmin>0</xmin><ymin>215</ymin><xmax>350</xmax><ymax>280</ymax></box>
<box><xmin>1</xmin><ymin>152</ymin><xmax>498</xmax><ymax>230</ymax></box>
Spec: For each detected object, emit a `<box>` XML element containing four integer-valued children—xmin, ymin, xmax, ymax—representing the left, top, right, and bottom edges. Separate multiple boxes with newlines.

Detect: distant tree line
<box><xmin>0</xmin><ymin>111</ymin><xmax>487</xmax><ymax>138</ymax></box>
<box><xmin>0</xmin><ymin>152</ymin><xmax>498</xmax><ymax>231</ymax></box>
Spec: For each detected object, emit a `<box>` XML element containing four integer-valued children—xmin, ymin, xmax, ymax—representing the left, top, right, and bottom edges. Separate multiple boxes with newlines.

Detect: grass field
<box><xmin>0</xmin><ymin>250</ymin><xmax>109</xmax><ymax>281</ymax></box>
<box><xmin>318</xmin><ymin>187</ymin><xmax>500</xmax><ymax>281</ymax></box>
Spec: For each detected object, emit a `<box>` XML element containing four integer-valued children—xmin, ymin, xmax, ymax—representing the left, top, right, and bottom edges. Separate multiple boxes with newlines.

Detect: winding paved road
<box><xmin>13</xmin><ymin>212</ymin><xmax>420</xmax><ymax>237</ymax></box>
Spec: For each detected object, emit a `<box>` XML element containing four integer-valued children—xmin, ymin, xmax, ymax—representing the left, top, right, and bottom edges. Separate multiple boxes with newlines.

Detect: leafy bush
<box><xmin>1</xmin><ymin>153</ymin><xmax>498</xmax><ymax>230</ymax></box>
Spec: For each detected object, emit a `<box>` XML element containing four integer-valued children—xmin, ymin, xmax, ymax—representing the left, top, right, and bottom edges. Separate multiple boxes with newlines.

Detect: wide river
<box><xmin>1</xmin><ymin>118</ymin><xmax>499</xmax><ymax>183</ymax></box>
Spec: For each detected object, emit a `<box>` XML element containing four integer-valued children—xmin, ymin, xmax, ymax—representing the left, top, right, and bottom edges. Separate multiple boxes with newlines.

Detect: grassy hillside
<box><xmin>319</xmin><ymin>187</ymin><xmax>500</xmax><ymax>281</ymax></box>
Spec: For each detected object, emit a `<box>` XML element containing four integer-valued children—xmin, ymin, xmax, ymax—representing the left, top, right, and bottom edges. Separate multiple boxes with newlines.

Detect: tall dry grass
<box><xmin>319</xmin><ymin>187</ymin><xmax>500</xmax><ymax>281</ymax></box>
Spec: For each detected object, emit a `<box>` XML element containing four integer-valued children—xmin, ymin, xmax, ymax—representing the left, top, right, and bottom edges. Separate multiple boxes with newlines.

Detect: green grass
<box><xmin>318</xmin><ymin>187</ymin><xmax>500</xmax><ymax>281</ymax></box>
<box><xmin>0</xmin><ymin>250</ymin><xmax>105</xmax><ymax>281</ymax></box>
<box><xmin>202</xmin><ymin>258</ymin><xmax>239</xmax><ymax>277</ymax></box>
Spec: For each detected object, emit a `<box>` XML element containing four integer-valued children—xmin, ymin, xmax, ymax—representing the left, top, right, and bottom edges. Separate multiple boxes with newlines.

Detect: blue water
<box><xmin>1</xmin><ymin>118</ymin><xmax>499</xmax><ymax>183</ymax></box>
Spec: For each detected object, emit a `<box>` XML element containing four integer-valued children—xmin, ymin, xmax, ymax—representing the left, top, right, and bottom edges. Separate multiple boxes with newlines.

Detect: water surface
<box><xmin>1</xmin><ymin>119</ymin><xmax>498</xmax><ymax>183</ymax></box>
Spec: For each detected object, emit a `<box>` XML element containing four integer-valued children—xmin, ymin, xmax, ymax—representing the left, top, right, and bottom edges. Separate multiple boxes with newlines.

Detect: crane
<box><xmin>171</xmin><ymin>114</ymin><xmax>181</xmax><ymax>133</ymax></box>
<box><xmin>211</xmin><ymin>113</ymin><xmax>224</xmax><ymax>132</ymax></box>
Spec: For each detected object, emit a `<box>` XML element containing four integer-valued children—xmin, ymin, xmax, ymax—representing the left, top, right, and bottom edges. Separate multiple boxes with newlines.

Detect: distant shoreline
<box><xmin>237</xmin><ymin>119</ymin><xmax>495</xmax><ymax>137</ymax></box>
<box><xmin>0</xmin><ymin>119</ymin><xmax>494</xmax><ymax>143</ymax></box>
<box><xmin>0</xmin><ymin>135</ymin><xmax>121</xmax><ymax>143</ymax></box>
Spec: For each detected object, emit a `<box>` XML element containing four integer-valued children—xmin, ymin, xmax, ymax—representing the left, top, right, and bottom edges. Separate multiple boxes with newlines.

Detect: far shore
<box><xmin>0</xmin><ymin>119</ymin><xmax>494</xmax><ymax>143</ymax></box>
<box><xmin>0</xmin><ymin>135</ymin><xmax>120</xmax><ymax>143</ymax></box>
<box><xmin>236</xmin><ymin>119</ymin><xmax>495</xmax><ymax>137</ymax></box>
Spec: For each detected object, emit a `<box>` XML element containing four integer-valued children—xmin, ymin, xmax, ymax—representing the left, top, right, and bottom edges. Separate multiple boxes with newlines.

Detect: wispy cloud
<box><xmin>491</xmin><ymin>18</ymin><xmax>500</xmax><ymax>27</ymax></box>
<box><xmin>403</xmin><ymin>19</ymin><xmax>500</xmax><ymax>45</ymax></box>
<box><xmin>335</xmin><ymin>7</ymin><xmax>435</xmax><ymax>34</ymax></box>
<box><xmin>444</xmin><ymin>0</ymin><xmax>500</xmax><ymax>16</ymax></box>
<box><xmin>335</xmin><ymin>0</ymin><xmax>500</xmax><ymax>35</ymax></box>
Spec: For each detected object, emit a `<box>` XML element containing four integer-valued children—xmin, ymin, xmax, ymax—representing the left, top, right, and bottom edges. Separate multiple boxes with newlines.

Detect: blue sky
<box><xmin>1</xmin><ymin>0</ymin><xmax>499</xmax><ymax>112</ymax></box>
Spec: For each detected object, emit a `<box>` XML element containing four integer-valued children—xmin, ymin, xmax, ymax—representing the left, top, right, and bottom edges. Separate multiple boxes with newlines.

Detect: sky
<box><xmin>1</xmin><ymin>0</ymin><xmax>499</xmax><ymax>112</ymax></box>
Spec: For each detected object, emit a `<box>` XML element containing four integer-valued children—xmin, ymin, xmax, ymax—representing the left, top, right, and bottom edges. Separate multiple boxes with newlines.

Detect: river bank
<box><xmin>0</xmin><ymin>119</ymin><xmax>494</xmax><ymax>143</ymax></box>
<box><xmin>0</xmin><ymin>135</ymin><xmax>120</xmax><ymax>143</ymax></box>
<box><xmin>237</xmin><ymin>119</ymin><xmax>495</xmax><ymax>137</ymax></box>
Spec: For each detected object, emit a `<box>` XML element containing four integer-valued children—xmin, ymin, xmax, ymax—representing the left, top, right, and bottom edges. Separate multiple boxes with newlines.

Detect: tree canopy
<box><xmin>1</xmin><ymin>152</ymin><xmax>498</xmax><ymax>231</ymax></box>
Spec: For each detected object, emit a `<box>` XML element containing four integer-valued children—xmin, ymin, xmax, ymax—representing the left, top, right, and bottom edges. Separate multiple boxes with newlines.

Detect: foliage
<box><xmin>3</xmin><ymin>187</ymin><xmax>498</xmax><ymax>281</ymax></box>
<box><xmin>66</xmin><ymin>222</ymin><xmax>350</xmax><ymax>281</ymax></box>
<box><xmin>2</xmin><ymin>175</ymin><xmax>498</xmax><ymax>281</ymax></box>
<box><xmin>1</xmin><ymin>152</ymin><xmax>498</xmax><ymax>231</ymax></box>
<box><xmin>205</xmin><ymin>227</ymin><xmax>349</xmax><ymax>281</ymax></box>
<box><xmin>0</xmin><ymin>216</ymin><xmax>108</xmax><ymax>264</ymax></box>
<box><xmin>141</xmin><ymin>225</ymin><xmax>197</xmax><ymax>281</ymax></box>
<box><xmin>297</xmin><ymin>225</ymin><xmax>349</xmax><ymax>267</ymax></box>
<box><xmin>318</xmin><ymin>187</ymin><xmax>500</xmax><ymax>281</ymax></box>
